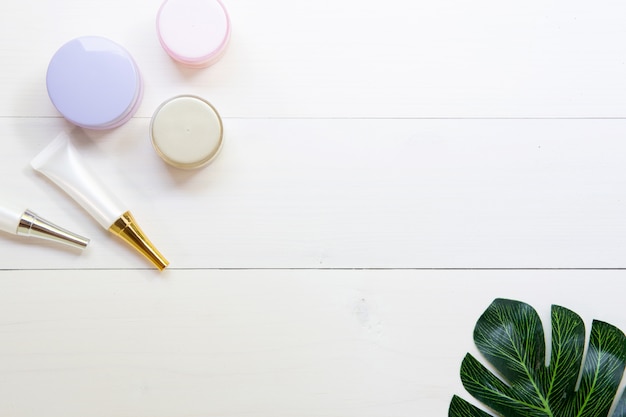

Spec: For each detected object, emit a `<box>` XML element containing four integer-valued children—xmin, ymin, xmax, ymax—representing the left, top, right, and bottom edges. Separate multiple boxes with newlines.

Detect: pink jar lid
<box><xmin>156</xmin><ymin>0</ymin><xmax>231</xmax><ymax>68</ymax></box>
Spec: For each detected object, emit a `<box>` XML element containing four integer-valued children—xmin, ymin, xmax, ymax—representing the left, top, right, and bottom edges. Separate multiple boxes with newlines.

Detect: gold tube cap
<box><xmin>109</xmin><ymin>211</ymin><xmax>169</xmax><ymax>270</ymax></box>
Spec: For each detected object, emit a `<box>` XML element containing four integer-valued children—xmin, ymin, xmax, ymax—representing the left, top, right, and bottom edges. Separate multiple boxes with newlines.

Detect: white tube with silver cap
<box><xmin>0</xmin><ymin>204</ymin><xmax>89</xmax><ymax>249</ymax></box>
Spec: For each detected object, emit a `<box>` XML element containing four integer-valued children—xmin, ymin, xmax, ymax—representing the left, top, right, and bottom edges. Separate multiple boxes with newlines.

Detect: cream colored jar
<box><xmin>150</xmin><ymin>95</ymin><xmax>224</xmax><ymax>169</ymax></box>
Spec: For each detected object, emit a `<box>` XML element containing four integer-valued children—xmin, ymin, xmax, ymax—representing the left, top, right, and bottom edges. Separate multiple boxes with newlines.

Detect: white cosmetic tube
<box><xmin>31</xmin><ymin>132</ymin><xmax>125</xmax><ymax>228</ymax></box>
<box><xmin>0</xmin><ymin>202</ymin><xmax>89</xmax><ymax>249</ymax></box>
<box><xmin>31</xmin><ymin>132</ymin><xmax>169</xmax><ymax>269</ymax></box>
<box><xmin>0</xmin><ymin>204</ymin><xmax>21</xmax><ymax>234</ymax></box>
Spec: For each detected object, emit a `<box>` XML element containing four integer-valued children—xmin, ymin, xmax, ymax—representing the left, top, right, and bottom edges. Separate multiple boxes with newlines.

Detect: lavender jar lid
<box><xmin>46</xmin><ymin>36</ymin><xmax>143</xmax><ymax>130</ymax></box>
<box><xmin>157</xmin><ymin>0</ymin><xmax>231</xmax><ymax>68</ymax></box>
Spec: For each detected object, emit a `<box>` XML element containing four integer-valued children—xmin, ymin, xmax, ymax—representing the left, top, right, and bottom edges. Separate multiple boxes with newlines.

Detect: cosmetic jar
<box><xmin>46</xmin><ymin>36</ymin><xmax>143</xmax><ymax>130</ymax></box>
<box><xmin>157</xmin><ymin>0</ymin><xmax>231</xmax><ymax>68</ymax></box>
<box><xmin>150</xmin><ymin>95</ymin><xmax>224</xmax><ymax>169</ymax></box>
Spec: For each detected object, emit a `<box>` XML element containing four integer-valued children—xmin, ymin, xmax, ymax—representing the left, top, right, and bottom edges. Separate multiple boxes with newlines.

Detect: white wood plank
<box><xmin>2</xmin><ymin>1</ymin><xmax>625</xmax><ymax>416</ymax></box>
<box><xmin>1</xmin><ymin>117</ymin><xmax>626</xmax><ymax>269</ymax></box>
<box><xmin>1</xmin><ymin>0</ymin><xmax>626</xmax><ymax>118</ymax></box>
<box><xmin>0</xmin><ymin>269</ymin><xmax>625</xmax><ymax>417</ymax></box>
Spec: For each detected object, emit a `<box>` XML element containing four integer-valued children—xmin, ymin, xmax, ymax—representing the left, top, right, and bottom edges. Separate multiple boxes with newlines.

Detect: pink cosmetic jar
<box><xmin>46</xmin><ymin>36</ymin><xmax>143</xmax><ymax>130</ymax></box>
<box><xmin>157</xmin><ymin>0</ymin><xmax>231</xmax><ymax>68</ymax></box>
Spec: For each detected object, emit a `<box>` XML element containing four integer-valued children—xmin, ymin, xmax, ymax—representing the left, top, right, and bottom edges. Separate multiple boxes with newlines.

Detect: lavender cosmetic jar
<box><xmin>46</xmin><ymin>36</ymin><xmax>143</xmax><ymax>130</ymax></box>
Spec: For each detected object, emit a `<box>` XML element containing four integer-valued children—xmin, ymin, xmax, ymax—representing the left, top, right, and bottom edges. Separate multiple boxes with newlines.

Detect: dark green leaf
<box><xmin>575</xmin><ymin>320</ymin><xmax>626</xmax><ymax>417</ymax></box>
<box><xmin>460</xmin><ymin>352</ymin><xmax>546</xmax><ymax>417</ymax></box>
<box><xmin>544</xmin><ymin>305</ymin><xmax>585</xmax><ymax>412</ymax></box>
<box><xmin>612</xmin><ymin>387</ymin><xmax>626</xmax><ymax>417</ymax></box>
<box><xmin>449</xmin><ymin>395</ymin><xmax>493</xmax><ymax>417</ymax></box>
<box><xmin>449</xmin><ymin>298</ymin><xmax>626</xmax><ymax>417</ymax></box>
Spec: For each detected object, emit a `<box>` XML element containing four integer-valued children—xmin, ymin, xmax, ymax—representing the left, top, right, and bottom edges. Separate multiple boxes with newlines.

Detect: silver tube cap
<box><xmin>16</xmin><ymin>209</ymin><xmax>90</xmax><ymax>250</ymax></box>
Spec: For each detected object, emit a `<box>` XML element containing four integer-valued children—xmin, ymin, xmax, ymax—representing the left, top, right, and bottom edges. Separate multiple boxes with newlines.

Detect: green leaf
<box><xmin>449</xmin><ymin>395</ymin><xmax>493</xmax><ymax>417</ymax></box>
<box><xmin>450</xmin><ymin>298</ymin><xmax>626</xmax><ymax>417</ymax></box>
<box><xmin>612</xmin><ymin>388</ymin><xmax>626</xmax><ymax>417</ymax></box>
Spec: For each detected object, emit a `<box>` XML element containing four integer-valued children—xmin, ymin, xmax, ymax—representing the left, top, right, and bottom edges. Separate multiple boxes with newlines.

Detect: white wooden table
<box><xmin>1</xmin><ymin>1</ymin><xmax>626</xmax><ymax>415</ymax></box>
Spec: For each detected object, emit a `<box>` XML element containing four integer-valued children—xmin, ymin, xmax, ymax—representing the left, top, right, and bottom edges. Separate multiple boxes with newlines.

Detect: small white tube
<box><xmin>31</xmin><ymin>132</ymin><xmax>126</xmax><ymax>229</ymax></box>
<box><xmin>0</xmin><ymin>204</ymin><xmax>23</xmax><ymax>234</ymax></box>
<box><xmin>0</xmin><ymin>202</ymin><xmax>89</xmax><ymax>249</ymax></box>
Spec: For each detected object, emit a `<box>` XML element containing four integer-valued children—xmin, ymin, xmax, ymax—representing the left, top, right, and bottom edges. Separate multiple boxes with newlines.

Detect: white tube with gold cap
<box><xmin>31</xmin><ymin>132</ymin><xmax>169</xmax><ymax>270</ymax></box>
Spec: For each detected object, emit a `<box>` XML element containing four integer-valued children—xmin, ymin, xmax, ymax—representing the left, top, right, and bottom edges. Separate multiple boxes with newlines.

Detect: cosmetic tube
<box><xmin>0</xmin><ymin>204</ymin><xmax>89</xmax><ymax>249</ymax></box>
<box><xmin>31</xmin><ymin>132</ymin><xmax>169</xmax><ymax>270</ymax></box>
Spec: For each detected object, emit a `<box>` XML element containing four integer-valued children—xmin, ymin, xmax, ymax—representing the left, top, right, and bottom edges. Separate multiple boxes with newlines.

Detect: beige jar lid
<box><xmin>150</xmin><ymin>95</ymin><xmax>223</xmax><ymax>169</ymax></box>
